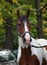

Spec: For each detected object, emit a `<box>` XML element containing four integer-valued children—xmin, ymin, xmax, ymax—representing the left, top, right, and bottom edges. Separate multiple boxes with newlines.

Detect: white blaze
<box><xmin>24</xmin><ymin>21</ymin><xmax>30</xmax><ymax>40</ymax></box>
<box><xmin>24</xmin><ymin>21</ymin><xmax>29</xmax><ymax>31</ymax></box>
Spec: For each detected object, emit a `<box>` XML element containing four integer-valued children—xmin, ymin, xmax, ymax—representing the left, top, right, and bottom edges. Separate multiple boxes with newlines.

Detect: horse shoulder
<box><xmin>30</xmin><ymin>37</ymin><xmax>43</xmax><ymax>65</ymax></box>
<box><xmin>31</xmin><ymin>47</ymin><xmax>43</xmax><ymax>65</ymax></box>
<box><xmin>36</xmin><ymin>39</ymin><xmax>47</xmax><ymax>63</ymax></box>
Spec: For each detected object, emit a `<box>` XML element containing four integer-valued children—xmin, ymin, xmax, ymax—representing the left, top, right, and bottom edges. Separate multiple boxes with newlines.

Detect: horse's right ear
<box><xmin>17</xmin><ymin>10</ymin><xmax>20</xmax><ymax>18</ymax></box>
<box><xmin>26</xmin><ymin>9</ymin><xmax>30</xmax><ymax>18</ymax></box>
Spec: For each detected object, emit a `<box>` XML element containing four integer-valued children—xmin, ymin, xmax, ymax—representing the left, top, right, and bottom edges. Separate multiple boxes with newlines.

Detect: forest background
<box><xmin>0</xmin><ymin>0</ymin><xmax>47</xmax><ymax>50</ymax></box>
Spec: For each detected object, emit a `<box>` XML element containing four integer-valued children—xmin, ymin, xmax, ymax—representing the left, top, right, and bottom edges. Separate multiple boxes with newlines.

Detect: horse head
<box><xmin>17</xmin><ymin>9</ymin><xmax>32</xmax><ymax>45</ymax></box>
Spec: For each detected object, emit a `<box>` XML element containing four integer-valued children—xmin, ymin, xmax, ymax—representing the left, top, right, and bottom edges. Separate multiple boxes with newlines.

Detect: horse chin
<box><xmin>25</xmin><ymin>41</ymin><xmax>30</xmax><ymax>45</ymax></box>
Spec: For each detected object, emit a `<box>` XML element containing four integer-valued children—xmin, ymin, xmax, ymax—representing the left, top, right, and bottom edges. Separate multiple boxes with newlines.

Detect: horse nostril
<box><xmin>24</xmin><ymin>37</ymin><xmax>31</xmax><ymax>42</ymax></box>
<box><xmin>30</xmin><ymin>38</ymin><xmax>32</xmax><ymax>42</ymax></box>
<box><xmin>24</xmin><ymin>38</ymin><xmax>26</xmax><ymax>41</ymax></box>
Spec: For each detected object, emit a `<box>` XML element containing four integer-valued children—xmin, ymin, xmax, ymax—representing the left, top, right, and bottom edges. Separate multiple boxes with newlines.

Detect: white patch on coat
<box><xmin>36</xmin><ymin>39</ymin><xmax>47</xmax><ymax>46</ymax></box>
<box><xmin>17</xmin><ymin>46</ymin><xmax>21</xmax><ymax>63</ymax></box>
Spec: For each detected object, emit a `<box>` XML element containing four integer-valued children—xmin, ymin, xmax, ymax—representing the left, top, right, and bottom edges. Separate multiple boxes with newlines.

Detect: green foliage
<box><xmin>0</xmin><ymin>0</ymin><xmax>47</xmax><ymax>49</ymax></box>
<box><xmin>18</xmin><ymin>0</ymin><xmax>34</xmax><ymax>5</ymax></box>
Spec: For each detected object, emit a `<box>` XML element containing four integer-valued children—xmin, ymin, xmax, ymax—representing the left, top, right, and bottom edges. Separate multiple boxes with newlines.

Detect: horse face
<box><xmin>17</xmin><ymin>9</ymin><xmax>32</xmax><ymax>45</ymax></box>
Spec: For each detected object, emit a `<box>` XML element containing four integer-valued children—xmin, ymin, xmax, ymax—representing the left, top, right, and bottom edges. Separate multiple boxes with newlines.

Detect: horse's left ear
<box><xmin>26</xmin><ymin>9</ymin><xmax>30</xmax><ymax>18</ymax></box>
<box><xmin>17</xmin><ymin>10</ymin><xmax>20</xmax><ymax>18</ymax></box>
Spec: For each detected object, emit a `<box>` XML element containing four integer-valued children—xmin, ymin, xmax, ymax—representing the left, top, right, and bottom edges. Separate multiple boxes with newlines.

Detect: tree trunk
<box><xmin>35</xmin><ymin>0</ymin><xmax>43</xmax><ymax>38</ymax></box>
<box><xmin>5</xmin><ymin>17</ymin><xmax>13</xmax><ymax>50</ymax></box>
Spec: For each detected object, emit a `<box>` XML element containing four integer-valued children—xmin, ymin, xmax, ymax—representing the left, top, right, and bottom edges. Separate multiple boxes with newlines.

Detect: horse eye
<box><xmin>18</xmin><ymin>24</ymin><xmax>21</xmax><ymax>26</ymax></box>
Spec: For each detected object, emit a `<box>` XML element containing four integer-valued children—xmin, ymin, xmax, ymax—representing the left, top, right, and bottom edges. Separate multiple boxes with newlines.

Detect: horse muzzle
<box><xmin>22</xmin><ymin>31</ymin><xmax>32</xmax><ymax>45</ymax></box>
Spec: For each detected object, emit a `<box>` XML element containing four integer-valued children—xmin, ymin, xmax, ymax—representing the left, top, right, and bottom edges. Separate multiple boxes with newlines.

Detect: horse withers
<box><xmin>16</xmin><ymin>9</ymin><xmax>47</xmax><ymax>65</ymax></box>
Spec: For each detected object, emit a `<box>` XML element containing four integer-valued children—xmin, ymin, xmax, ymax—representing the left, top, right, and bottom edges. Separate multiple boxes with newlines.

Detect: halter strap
<box><xmin>18</xmin><ymin>31</ymin><xmax>31</xmax><ymax>38</ymax></box>
<box><xmin>22</xmin><ymin>31</ymin><xmax>31</xmax><ymax>38</ymax></box>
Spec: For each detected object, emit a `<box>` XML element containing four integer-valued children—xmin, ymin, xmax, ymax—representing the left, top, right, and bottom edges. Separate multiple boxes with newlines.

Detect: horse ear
<box><xmin>17</xmin><ymin>10</ymin><xmax>20</xmax><ymax>18</ymax></box>
<box><xmin>26</xmin><ymin>9</ymin><xmax>30</xmax><ymax>18</ymax></box>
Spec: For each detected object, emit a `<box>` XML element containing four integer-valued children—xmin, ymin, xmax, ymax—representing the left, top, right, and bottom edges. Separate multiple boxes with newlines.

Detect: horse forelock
<box><xmin>18</xmin><ymin>15</ymin><xmax>28</xmax><ymax>22</ymax></box>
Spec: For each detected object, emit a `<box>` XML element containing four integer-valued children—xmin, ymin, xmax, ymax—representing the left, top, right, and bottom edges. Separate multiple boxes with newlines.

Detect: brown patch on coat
<box><xmin>19</xmin><ymin>45</ymin><xmax>40</xmax><ymax>65</ymax></box>
<box><xmin>44</xmin><ymin>46</ymin><xmax>47</xmax><ymax>50</ymax></box>
<box><xmin>17</xmin><ymin>21</ymin><xmax>25</xmax><ymax>34</ymax></box>
<box><xmin>42</xmin><ymin>58</ymin><xmax>47</xmax><ymax>65</ymax></box>
<box><xmin>17</xmin><ymin>20</ymin><xmax>31</xmax><ymax>34</ymax></box>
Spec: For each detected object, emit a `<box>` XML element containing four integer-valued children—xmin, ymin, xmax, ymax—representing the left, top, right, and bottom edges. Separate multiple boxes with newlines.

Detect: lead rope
<box><xmin>31</xmin><ymin>40</ymin><xmax>45</xmax><ymax>50</ymax></box>
<box><xmin>36</xmin><ymin>40</ymin><xmax>45</xmax><ymax>50</ymax></box>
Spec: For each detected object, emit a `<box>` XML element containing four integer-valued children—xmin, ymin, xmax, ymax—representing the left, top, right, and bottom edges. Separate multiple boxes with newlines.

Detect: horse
<box><xmin>16</xmin><ymin>9</ymin><xmax>47</xmax><ymax>65</ymax></box>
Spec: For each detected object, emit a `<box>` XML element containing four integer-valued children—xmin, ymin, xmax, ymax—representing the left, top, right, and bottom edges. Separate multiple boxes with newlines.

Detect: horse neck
<box><xmin>18</xmin><ymin>36</ymin><xmax>23</xmax><ymax>47</ymax></box>
<box><xmin>18</xmin><ymin>36</ymin><xmax>29</xmax><ymax>48</ymax></box>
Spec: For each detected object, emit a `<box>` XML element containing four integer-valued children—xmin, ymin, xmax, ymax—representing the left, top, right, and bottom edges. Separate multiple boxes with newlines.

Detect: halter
<box><xmin>18</xmin><ymin>31</ymin><xmax>32</xmax><ymax>43</ymax></box>
<box><xmin>18</xmin><ymin>31</ymin><xmax>31</xmax><ymax>38</ymax></box>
